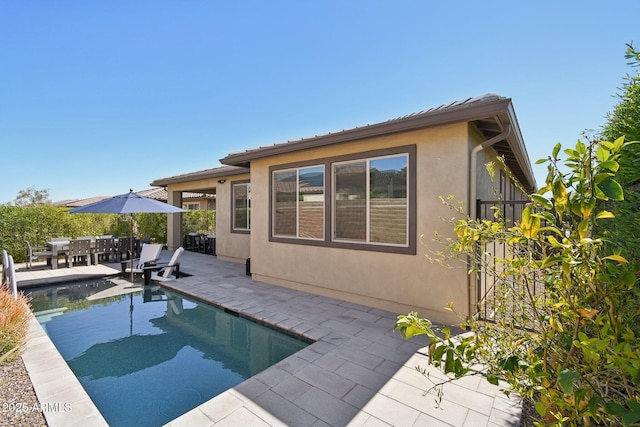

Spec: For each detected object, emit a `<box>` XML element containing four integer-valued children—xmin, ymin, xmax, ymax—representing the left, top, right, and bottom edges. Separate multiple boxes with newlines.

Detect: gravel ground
<box><xmin>0</xmin><ymin>356</ymin><xmax>47</xmax><ymax>427</ymax></box>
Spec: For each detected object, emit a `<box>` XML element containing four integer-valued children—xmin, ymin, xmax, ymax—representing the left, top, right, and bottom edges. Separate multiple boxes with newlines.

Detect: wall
<box><xmin>248</xmin><ymin>123</ymin><xmax>472</xmax><ymax>324</ymax></box>
<box><xmin>167</xmin><ymin>172</ymin><xmax>251</xmax><ymax>264</ymax></box>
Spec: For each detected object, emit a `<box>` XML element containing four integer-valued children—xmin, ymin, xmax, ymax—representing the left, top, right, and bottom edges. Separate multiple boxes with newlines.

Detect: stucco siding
<box><xmin>248</xmin><ymin>123</ymin><xmax>472</xmax><ymax>324</ymax></box>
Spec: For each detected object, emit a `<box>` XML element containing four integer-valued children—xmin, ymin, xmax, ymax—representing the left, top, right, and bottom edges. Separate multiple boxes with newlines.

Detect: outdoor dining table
<box><xmin>47</xmin><ymin>240</ymin><xmax>71</xmax><ymax>269</ymax></box>
<box><xmin>47</xmin><ymin>238</ymin><xmax>127</xmax><ymax>269</ymax></box>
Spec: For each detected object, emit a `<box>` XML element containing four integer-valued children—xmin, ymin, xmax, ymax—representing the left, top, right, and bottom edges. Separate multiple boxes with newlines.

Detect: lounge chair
<box><xmin>25</xmin><ymin>240</ymin><xmax>53</xmax><ymax>269</ymax></box>
<box><xmin>146</xmin><ymin>247</ymin><xmax>184</xmax><ymax>284</ymax></box>
<box><xmin>121</xmin><ymin>243</ymin><xmax>163</xmax><ymax>275</ymax></box>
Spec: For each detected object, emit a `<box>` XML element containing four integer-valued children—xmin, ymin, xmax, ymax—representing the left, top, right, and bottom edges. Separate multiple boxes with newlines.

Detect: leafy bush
<box><xmin>395</xmin><ymin>138</ymin><xmax>640</xmax><ymax>426</ymax></box>
<box><xmin>0</xmin><ymin>288</ymin><xmax>32</xmax><ymax>363</ymax></box>
<box><xmin>0</xmin><ymin>205</ymin><xmax>216</xmax><ymax>262</ymax></box>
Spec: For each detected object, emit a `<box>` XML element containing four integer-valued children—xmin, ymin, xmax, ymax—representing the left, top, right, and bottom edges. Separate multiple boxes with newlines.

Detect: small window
<box><xmin>182</xmin><ymin>202</ymin><xmax>201</xmax><ymax>211</ymax></box>
<box><xmin>232</xmin><ymin>182</ymin><xmax>250</xmax><ymax>231</ymax></box>
<box><xmin>273</xmin><ymin>165</ymin><xmax>324</xmax><ymax>239</ymax></box>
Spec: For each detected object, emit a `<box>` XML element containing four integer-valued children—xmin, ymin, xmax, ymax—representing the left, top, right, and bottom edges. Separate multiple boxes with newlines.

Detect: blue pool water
<box><xmin>29</xmin><ymin>278</ymin><xmax>310</xmax><ymax>427</ymax></box>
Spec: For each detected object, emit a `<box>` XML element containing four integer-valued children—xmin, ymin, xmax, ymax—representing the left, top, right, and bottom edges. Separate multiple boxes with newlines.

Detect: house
<box><xmin>150</xmin><ymin>94</ymin><xmax>536</xmax><ymax>324</ymax></box>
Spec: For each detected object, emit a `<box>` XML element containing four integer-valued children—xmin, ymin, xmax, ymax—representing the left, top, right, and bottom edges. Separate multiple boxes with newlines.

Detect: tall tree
<box><xmin>11</xmin><ymin>186</ymin><xmax>52</xmax><ymax>206</ymax></box>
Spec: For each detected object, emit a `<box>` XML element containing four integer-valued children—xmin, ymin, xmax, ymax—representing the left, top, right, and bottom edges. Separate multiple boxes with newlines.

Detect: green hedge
<box><xmin>0</xmin><ymin>205</ymin><xmax>215</xmax><ymax>263</ymax></box>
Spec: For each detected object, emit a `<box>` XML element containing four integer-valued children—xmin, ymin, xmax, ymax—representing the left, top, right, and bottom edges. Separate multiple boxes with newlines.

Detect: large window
<box><xmin>333</xmin><ymin>154</ymin><xmax>408</xmax><ymax>246</ymax></box>
<box><xmin>232</xmin><ymin>182</ymin><xmax>250</xmax><ymax>232</ymax></box>
<box><xmin>269</xmin><ymin>146</ymin><xmax>415</xmax><ymax>254</ymax></box>
<box><xmin>273</xmin><ymin>165</ymin><xmax>324</xmax><ymax>239</ymax></box>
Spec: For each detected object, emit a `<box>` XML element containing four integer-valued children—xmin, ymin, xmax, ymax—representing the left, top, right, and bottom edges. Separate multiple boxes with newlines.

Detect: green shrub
<box><xmin>395</xmin><ymin>138</ymin><xmax>640</xmax><ymax>426</ymax></box>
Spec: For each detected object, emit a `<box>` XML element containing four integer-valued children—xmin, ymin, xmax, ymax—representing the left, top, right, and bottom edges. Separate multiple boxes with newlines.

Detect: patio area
<box><xmin>16</xmin><ymin>250</ymin><xmax>522</xmax><ymax>427</ymax></box>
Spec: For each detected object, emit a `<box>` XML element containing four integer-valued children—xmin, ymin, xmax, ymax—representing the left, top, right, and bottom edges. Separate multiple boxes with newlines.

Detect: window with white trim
<box><xmin>273</xmin><ymin>165</ymin><xmax>324</xmax><ymax>239</ymax></box>
<box><xmin>232</xmin><ymin>182</ymin><xmax>251</xmax><ymax>231</ymax></box>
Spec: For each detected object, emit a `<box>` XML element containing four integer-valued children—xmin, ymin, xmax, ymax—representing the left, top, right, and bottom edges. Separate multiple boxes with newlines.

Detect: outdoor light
<box><xmin>217</xmin><ymin>179</ymin><xmax>226</xmax><ymax>184</ymax></box>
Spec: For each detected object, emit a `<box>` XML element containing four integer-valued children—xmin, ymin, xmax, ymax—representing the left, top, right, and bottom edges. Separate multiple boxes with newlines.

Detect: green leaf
<box><xmin>596</xmin><ymin>211</ymin><xmax>615</xmax><ymax>219</ymax></box>
<box><xmin>535</xmin><ymin>158</ymin><xmax>549</xmax><ymax>164</ymax></box>
<box><xmin>604</xmin><ymin>254</ymin><xmax>628</xmax><ymax>264</ymax></box>
<box><xmin>487</xmin><ymin>375</ymin><xmax>499</xmax><ymax>386</ymax></box>
<box><xmin>552</xmin><ymin>142</ymin><xmax>561</xmax><ymax>159</ymax></box>
<box><xmin>599</xmin><ymin>160</ymin><xmax>620</xmax><ymax>172</ymax></box>
<box><xmin>535</xmin><ymin>401</ymin><xmax>548</xmax><ymax>416</ymax></box>
<box><xmin>558</xmin><ymin>369</ymin><xmax>580</xmax><ymax>394</ymax></box>
<box><xmin>531</xmin><ymin>194</ymin><xmax>553</xmax><ymax>210</ymax></box>
<box><xmin>596</xmin><ymin>178</ymin><xmax>624</xmax><ymax>201</ymax></box>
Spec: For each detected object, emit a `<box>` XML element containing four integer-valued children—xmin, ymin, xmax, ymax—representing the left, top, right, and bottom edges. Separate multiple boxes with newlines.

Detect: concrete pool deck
<box><xmin>16</xmin><ymin>251</ymin><xmax>522</xmax><ymax>427</ymax></box>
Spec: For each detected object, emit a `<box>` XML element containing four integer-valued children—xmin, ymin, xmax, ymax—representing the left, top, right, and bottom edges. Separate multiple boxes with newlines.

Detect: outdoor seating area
<box><xmin>184</xmin><ymin>233</ymin><xmax>216</xmax><ymax>255</ymax></box>
<box><xmin>25</xmin><ymin>236</ymin><xmax>144</xmax><ymax>270</ymax></box>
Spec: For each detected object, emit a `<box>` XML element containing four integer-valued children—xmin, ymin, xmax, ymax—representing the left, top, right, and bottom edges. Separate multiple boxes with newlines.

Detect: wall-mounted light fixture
<box><xmin>217</xmin><ymin>179</ymin><xmax>226</xmax><ymax>184</ymax></box>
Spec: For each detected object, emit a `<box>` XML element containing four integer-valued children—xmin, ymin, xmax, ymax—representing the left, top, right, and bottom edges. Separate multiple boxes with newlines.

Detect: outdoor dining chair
<box><xmin>68</xmin><ymin>238</ymin><xmax>91</xmax><ymax>267</ymax></box>
<box><xmin>94</xmin><ymin>237</ymin><xmax>116</xmax><ymax>264</ymax></box>
<box><xmin>24</xmin><ymin>240</ymin><xmax>53</xmax><ymax>269</ymax></box>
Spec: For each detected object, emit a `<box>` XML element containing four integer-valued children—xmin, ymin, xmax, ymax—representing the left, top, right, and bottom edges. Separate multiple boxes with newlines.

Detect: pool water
<box><xmin>29</xmin><ymin>278</ymin><xmax>310</xmax><ymax>427</ymax></box>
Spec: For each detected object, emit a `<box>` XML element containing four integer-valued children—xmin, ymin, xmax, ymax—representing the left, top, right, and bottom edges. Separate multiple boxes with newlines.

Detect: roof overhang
<box><xmin>150</xmin><ymin>165</ymin><xmax>250</xmax><ymax>187</ymax></box>
<box><xmin>220</xmin><ymin>94</ymin><xmax>536</xmax><ymax>192</ymax></box>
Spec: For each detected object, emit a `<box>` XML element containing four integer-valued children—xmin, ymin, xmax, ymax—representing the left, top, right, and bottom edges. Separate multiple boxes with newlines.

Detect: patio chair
<box><xmin>121</xmin><ymin>243</ymin><xmax>163</xmax><ymax>275</ymax></box>
<box><xmin>146</xmin><ymin>247</ymin><xmax>184</xmax><ymax>284</ymax></box>
<box><xmin>94</xmin><ymin>237</ymin><xmax>116</xmax><ymax>264</ymax></box>
<box><xmin>25</xmin><ymin>240</ymin><xmax>53</xmax><ymax>269</ymax></box>
<box><xmin>116</xmin><ymin>237</ymin><xmax>131</xmax><ymax>261</ymax></box>
<box><xmin>68</xmin><ymin>238</ymin><xmax>91</xmax><ymax>267</ymax></box>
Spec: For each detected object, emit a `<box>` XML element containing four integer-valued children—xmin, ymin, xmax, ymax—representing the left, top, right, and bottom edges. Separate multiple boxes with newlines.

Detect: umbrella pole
<box><xmin>130</xmin><ymin>214</ymin><xmax>134</xmax><ymax>282</ymax></box>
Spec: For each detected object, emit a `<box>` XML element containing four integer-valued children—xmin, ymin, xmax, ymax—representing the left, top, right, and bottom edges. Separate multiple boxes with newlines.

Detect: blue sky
<box><xmin>1</xmin><ymin>1</ymin><xmax>638</xmax><ymax>204</ymax></box>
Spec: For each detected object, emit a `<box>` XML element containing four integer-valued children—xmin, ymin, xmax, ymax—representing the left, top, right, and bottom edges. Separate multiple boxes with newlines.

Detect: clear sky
<box><xmin>1</xmin><ymin>1</ymin><xmax>638</xmax><ymax>204</ymax></box>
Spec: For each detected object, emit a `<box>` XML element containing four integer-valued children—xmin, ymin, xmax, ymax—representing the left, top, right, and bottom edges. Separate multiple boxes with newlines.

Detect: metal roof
<box><xmin>220</xmin><ymin>94</ymin><xmax>536</xmax><ymax>191</ymax></box>
<box><xmin>150</xmin><ymin>165</ymin><xmax>249</xmax><ymax>187</ymax></box>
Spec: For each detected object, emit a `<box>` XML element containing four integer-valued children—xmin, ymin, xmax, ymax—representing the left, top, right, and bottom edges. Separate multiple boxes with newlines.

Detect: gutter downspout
<box><xmin>467</xmin><ymin>123</ymin><xmax>512</xmax><ymax>317</ymax></box>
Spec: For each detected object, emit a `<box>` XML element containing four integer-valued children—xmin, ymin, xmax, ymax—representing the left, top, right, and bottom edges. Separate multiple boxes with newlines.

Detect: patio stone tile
<box><xmin>231</xmin><ymin>378</ymin><xmax>270</xmax><ymax>402</ymax></box>
<box><xmin>272</xmin><ymin>376</ymin><xmax>313</xmax><ymax>401</ymax></box>
<box><xmin>253</xmin><ymin>365</ymin><xmax>292</xmax><ymax>388</ymax></box>
<box><xmin>295</xmin><ymin>387</ymin><xmax>360</xmax><ymax>426</ymax></box>
<box><xmin>196</xmin><ymin>391</ymin><xmax>245</xmax><ymax>423</ymax></box>
<box><xmin>295</xmin><ymin>364</ymin><xmax>356</xmax><ymax>398</ymax></box>
<box><xmin>313</xmin><ymin>352</ymin><xmax>347</xmax><ymax>372</ymax></box>
<box><xmin>374</xmin><ymin>359</ymin><xmax>403</xmax><ymax>378</ymax></box>
<box><xmin>214</xmin><ymin>407</ymin><xmax>272</xmax><ymax>427</ymax></box>
<box><xmin>489</xmin><ymin>407</ymin><xmax>521</xmax><ymax>426</ymax></box>
<box><xmin>347</xmin><ymin>411</ymin><xmax>394</xmax><ymax>427</ymax></box>
<box><xmin>343</xmin><ymin>384</ymin><xmax>377</xmax><ymax>408</ymax></box>
<box><xmin>331</xmin><ymin>345</ymin><xmax>384</xmax><ymax>370</ymax></box>
<box><xmin>165</xmin><ymin>408</ymin><xmax>214</xmax><ymax>427</ymax></box>
<box><xmin>359</xmin><ymin>393</ymin><xmax>421</xmax><ymax>427</ymax></box>
<box><xmin>413</xmin><ymin>413</ymin><xmax>457</xmax><ymax>427</ymax></box>
<box><xmin>276</xmin><ymin>354</ymin><xmax>311</xmax><ymax>374</ymax></box>
<box><xmin>335</xmin><ymin>361</ymin><xmax>389</xmax><ymax>391</ymax></box>
<box><xmin>343</xmin><ymin>308</ymin><xmax>383</xmax><ymax>323</ymax></box>
<box><xmin>320</xmin><ymin>319</ymin><xmax>365</xmax><ymax>335</ymax></box>
<box><xmin>306</xmin><ymin>340</ymin><xmax>338</xmax><ymax>355</ymax></box>
<box><xmin>463</xmin><ymin>410</ymin><xmax>491</xmax><ymax>427</ymax></box>
<box><xmin>441</xmin><ymin>381</ymin><xmax>496</xmax><ymax>416</ymax></box>
<box><xmin>252</xmin><ymin>390</ymin><xmax>317</xmax><ymax>427</ymax></box>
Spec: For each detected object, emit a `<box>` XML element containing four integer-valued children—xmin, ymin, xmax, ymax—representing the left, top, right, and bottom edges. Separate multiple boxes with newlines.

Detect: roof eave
<box><xmin>220</xmin><ymin>97</ymin><xmax>513</xmax><ymax>166</ymax></box>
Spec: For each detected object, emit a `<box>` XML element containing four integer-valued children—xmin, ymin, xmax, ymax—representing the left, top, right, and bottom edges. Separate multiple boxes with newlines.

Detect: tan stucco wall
<box><xmin>248</xmin><ymin>123</ymin><xmax>472</xmax><ymax>324</ymax></box>
<box><xmin>166</xmin><ymin>173</ymin><xmax>250</xmax><ymax>264</ymax></box>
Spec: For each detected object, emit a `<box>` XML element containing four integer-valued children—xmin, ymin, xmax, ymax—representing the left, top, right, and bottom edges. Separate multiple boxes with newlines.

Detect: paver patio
<box><xmin>16</xmin><ymin>251</ymin><xmax>522</xmax><ymax>426</ymax></box>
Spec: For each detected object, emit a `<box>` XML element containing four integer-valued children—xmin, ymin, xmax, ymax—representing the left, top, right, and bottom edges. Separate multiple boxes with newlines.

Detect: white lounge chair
<box><xmin>121</xmin><ymin>243</ymin><xmax>163</xmax><ymax>275</ymax></box>
<box><xmin>147</xmin><ymin>247</ymin><xmax>184</xmax><ymax>283</ymax></box>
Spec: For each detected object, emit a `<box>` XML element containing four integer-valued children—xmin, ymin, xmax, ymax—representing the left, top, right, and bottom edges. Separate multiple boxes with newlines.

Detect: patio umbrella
<box><xmin>69</xmin><ymin>190</ymin><xmax>185</xmax><ymax>281</ymax></box>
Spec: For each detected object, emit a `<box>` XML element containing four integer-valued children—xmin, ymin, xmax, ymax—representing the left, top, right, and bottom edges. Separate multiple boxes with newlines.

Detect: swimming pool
<box><xmin>29</xmin><ymin>277</ymin><xmax>310</xmax><ymax>427</ymax></box>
